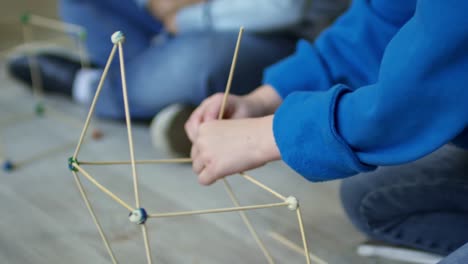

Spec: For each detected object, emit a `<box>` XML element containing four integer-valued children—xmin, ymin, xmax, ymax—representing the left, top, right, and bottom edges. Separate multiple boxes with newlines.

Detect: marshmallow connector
<box><xmin>111</xmin><ymin>31</ymin><xmax>125</xmax><ymax>44</ymax></box>
<box><xmin>286</xmin><ymin>196</ymin><xmax>299</xmax><ymax>211</ymax></box>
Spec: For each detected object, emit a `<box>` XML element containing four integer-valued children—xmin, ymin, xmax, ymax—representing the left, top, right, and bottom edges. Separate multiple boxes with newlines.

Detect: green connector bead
<box><xmin>68</xmin><ymin>157</ymin><xmax>79</xmax><ymax>172</ymax></box>
<box><xmin>20</xmin><ymin>13</ymin><xmax>31</xmax><ymax>24</ymax></box>
<box><xmin>35</xmin><ymin>103</ymin><xmax>46</xmax><ymax>116</ymax></box>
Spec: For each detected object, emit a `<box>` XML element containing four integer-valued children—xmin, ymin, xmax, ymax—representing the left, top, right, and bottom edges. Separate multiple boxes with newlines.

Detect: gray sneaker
<box><xmin>150</xmin><ymin>104</ymin><xmax>194</xmax><ymax>157</ymax></box>
<box><xmin>357</xmin><ymin>240</ymin><xmax>443</xmax><ymax>264</ymax></box>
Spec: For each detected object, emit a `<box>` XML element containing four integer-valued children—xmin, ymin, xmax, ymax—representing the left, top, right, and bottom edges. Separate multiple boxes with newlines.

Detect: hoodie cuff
<box><xmin>273</xmin><ymin>84</ymin><xmax>375</xmax><ymax>182</ymax></box>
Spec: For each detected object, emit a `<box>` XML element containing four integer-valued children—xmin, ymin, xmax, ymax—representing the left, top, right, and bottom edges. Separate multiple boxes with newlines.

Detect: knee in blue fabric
<box><xmin>341</xmin><ymin>177</ymin><xmax>468</xmax><ymax>255</ymax></box>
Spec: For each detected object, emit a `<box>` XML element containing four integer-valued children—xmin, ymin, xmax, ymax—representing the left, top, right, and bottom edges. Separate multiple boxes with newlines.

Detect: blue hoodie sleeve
<box><xmin>273</xmin><ymin>0</ymin><xmax>468</xmax><ymax>181</ymax></box>
<box><xmin>263</xmin><ymin>0</ymin><xmax>415</xmax><ymax>98</ymax></box>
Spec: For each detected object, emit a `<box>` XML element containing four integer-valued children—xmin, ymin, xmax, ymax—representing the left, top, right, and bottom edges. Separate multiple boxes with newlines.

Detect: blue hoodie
<box><xmin>264</xmin><ymin>0</ymin><xmax>468</xmax><ymax>181</ymax></box>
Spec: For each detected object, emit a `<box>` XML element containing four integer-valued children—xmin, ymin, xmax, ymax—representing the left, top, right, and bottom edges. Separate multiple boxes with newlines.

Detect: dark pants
<box><xmin>59</xmin><ymin>0</ymin><xmax>296</xmax><ymax>119</ymax></box>
<box><xmin>340</xmin><ymin>144</ymin><xmax>468</xmax><ymax>257</ymax></box>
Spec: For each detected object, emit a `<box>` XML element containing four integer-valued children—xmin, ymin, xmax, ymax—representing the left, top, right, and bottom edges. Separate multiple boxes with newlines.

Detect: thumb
<box><xmin>198</xmin><ymin>167</ymin><xmax>217</xmax><ymax>186</ymax></box>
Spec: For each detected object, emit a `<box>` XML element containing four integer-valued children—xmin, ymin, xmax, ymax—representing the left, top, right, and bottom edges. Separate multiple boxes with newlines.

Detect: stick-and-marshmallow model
<box><xmin>68</xmin><ymin>29</ymin><xmax>327</xmax><ymax>264</ymax></box>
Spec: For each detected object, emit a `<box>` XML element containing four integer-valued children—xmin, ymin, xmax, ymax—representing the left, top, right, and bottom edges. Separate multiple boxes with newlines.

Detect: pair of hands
<box><xmin>185</xmin><ymin>85</ymin><xmax>283</xmax><ymax>185</ymax></box>
<box><xmin>148</xmin><ymin>0</ymin><xmax>203</xmax><ymax>34</ymax></box>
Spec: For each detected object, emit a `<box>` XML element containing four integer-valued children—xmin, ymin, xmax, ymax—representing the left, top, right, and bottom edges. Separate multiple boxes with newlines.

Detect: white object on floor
<box><xmin>150</xmin><ymin>103</ymin><xmax>186</xmax><ymax>155</ymax></box>
<box><xmin>72</xmin><ymin>68</ymin><xmax>100</xmax><ymax>105</ymax></box>
<box><xmin>357</xmin><ymin>243</ymin><xmax>444</xmax><ymax>264</ymax></box>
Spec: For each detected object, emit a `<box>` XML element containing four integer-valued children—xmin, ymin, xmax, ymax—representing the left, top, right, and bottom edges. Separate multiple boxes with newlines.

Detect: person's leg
<box><xmin>59</xmin><ymin>0</ymin><xmax>162</xmax><ymax>65</ymax></box>
<box><xmin>58</xmin><ymin>0</ymin><xmax>163</xmax><ymax>117</ymax></box>
<box><xmin>340</xmin><ymin>144</ymin><xmax>468</xmax><ymax>256</ymax></box>
<box><xmin>97</xmin><ymin>31</ymin><xmax>296</xmax><ymax>119</ymax></box>
<box><xmin>438</xmin><ymin>242</ymin><xmax>468</xmax><ymax>264</ymax></box>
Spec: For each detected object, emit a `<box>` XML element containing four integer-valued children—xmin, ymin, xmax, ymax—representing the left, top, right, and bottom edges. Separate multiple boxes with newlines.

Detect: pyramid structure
<box><xmin>1</xmin><ymin>14</ymin><xmax>101</xmax><ymax>172</ymax></box>
<box><xmin>68</xmin><ymin>29</ymin><xmax>315</xmax><ymax>264</ymax></box>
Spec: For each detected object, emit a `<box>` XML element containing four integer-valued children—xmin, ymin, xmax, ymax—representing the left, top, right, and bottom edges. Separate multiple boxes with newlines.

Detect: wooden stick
<box><xmin>28</xmin><ymin>14</ymin><xmax>85</xmax><ymax>35</ymax></box>
<box><xmin>15</xmin><ymin>140</ymin><xmax>76</xmax><ymax>168</ymax></box>
<box><xmin>72</xmin><ymin>171</ymin><xmax>119</xmax><ymax>264</ymax></box>
<box><xmin>240</xmin><ymin>173</ymin><xmax>287</xmax><ymax>201</ymax></box>
<box><xmin>76</xmin><ymin>36</ymin><xmax>90</xmax><ymax>69</ymax></box>
<box><xmin>214</xmin><ymin>27</ymin><xmax>277</xmax><ymax>263</ymax></box>
<box><xmin>73</xmin><ymin>44</ymin><xmax>117</xmax><ymax>158</ymax></box>
<box><xmin>74</xmin><ymin>164</ymin><xmax>134</xmax><ymax>212</ymax></box>
<box><xmin>0</xmin><ymin>113</ymin><xmax>35</xmax><ymax>127</ymax></box>
<box><xmin>268</xmin><ymin>232</ymin><xmax>327</xmax><ymax>264</ymax></box>
<box><xmin>218</xmin><ymin>27</ymin><xmax>244</xmax><ymax>119</ymax></box>
<box><xmin>46</xmin><ymin>107</ymin><xmax>88</xmax><ymax>130</ymax></box>
<box><xmin>149</xmin><ymin>202</ymin><xmax>288</xmax><ymax>218</ymax></box>
<box><xmin>213</xmin><ymin>27</ymin><xmax>276</xmax><ymax>262</ymax></box>
<box><xmin>78</xmin><ymin>158</ymin><xmax>192</xmax><ymax>166</ymax></box>
<box><xmin>141</xmin><ymin>224</ymin><xmax>153</xmax><ymax>264</ymax></box>
<box><xmin>22</xmin><ymin>23</ymin><xmax>44</xmax><ymax>100</ymax></box>
<box><xmin>73</xmin><ymin>28</ymin><xmax>90</xmax><ymax>69</ymax></box>
<box><xmin>117</xmin><ymin>42</ymin><xmax>141</xmax><ymax>209</ymax></box>
<box><xmin>296</xmin><ymin>208</ymin><xmax>312</xmax><ymax>264</ymax></box>
<box><xmin>45</xmin><ymin>102</ymin><xmax>101</xmax><ymax>144</ymax></box>
<box><xmin>222</xmin><ymin>179</ymin><xmax>275</xmax><ymax>264</ymax></box>
<box><xmin>0</xmin><ymin>48</ymin><xmax>14</xmax><ymax>59</ymax></box>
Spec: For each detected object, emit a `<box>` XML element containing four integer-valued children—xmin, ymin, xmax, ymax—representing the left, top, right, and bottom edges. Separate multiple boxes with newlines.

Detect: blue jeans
<box><xmin>59</xmin><ymin>0</ymin><xmax>296</xmax><ymax>119</ymax></box>
<box><xmin>340</xmin><ymin>144</ymin><xmax>468</xmax><ymax>257</ymax></box>
<box><xmin>439</xmin><ymin>242</ymin><xmax>468</xmax><ymax>264</ymax></box>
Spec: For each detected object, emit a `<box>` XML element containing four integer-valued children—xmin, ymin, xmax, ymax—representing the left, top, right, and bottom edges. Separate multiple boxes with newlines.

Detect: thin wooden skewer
<box><xmin>67</xmin><ymin>28</ymin><xmax>312</xmax><ymax>264</ymax></box>
<box><xmin>72</xmin><ymin>171</ymin><xmax>119</xmax><ymax>264</ymax></box>
<box><xmin>223</xmin><ymin>179</ymin><xmax>275</xmax><ymax>264</ymax></box>
<box><xmin>25</xmin><ymin>14</ymin><xmax>89</xmax><ymax>70</ymax></box>
<box><xmin>0</xmin><ymin>28</ymin><xmax>80</xmax><ymax>59</ymax></box>
<box><xmin>73</xmin><ymin>44</ymin><xmax>117</xmax><ymax>158</ymax></box>
<box><xmin>0</xmin><ymin>113</ymin><xmax>35</xmax><ymax>127</ymax></box>
<box><xmin>76</xmin><ymin>36</ymin><xmax>90</xmax><ymax>69</ymax></box>
<box><xmin>0</xmin><ymin>43</ymin><xmax>15</xmax><ymax>58</ymax></box>
<box><xmin>46</xmin><ymin>107</ymin><xmax>88</xmax><ymax>130</ymax></box>
<box><xmin>0</xmin><ymin>102</ymin><xmax>85</xmax><ymax>131</ymax></box>
<box><xmin>268</xmin><ymin>232</ymin><xmax>327</xmax><ymax>264</ymax></box>
<box><xmin>240</xmin><ymin>173</ymin><xmax>287</xmax><ymax>201</ymax></box>
<box><xmin>117</xmin><ymin>38</ymin><xmax>153</xmax><ymax>264</ymax></box>
<box><xmin>218</xmin><ymin>27</ymin><xmax>244</xmax><ymax>119</ymax></box>
<box><xmin>215</xmin><ymin>26</ymin><xmax>313</xmax><ymax>264</ymax></box>
<box><xmin>149</xmin><ymin>202</ymin><xmax>288</xmax><ymax>218</ymax></box>
<box><xmin>74</xmin><ymin>164</ymin><xmax>134</xmax><ymax>212</ymax></box>
<box><xmin>297</xmin><ymin>208</ymin><xmax>312</xmax><ymax>264</ymax></box>
<box><xmin>141</xmin><ymin>224</ymin><xmax>153</xmax><ymax>264</ymax></box>
<box><xmin>15</xmin><ymin>141</ymin><xmax>76</xmax><ymax>168</ymax></box>
<box><xmin>22</xmin><ymin>23</ymin><xmax>44</xmax><ymax>100</ymax></box>
<box><xmin>215</xmin><ymin>27</ymin><xmax>276</xmax><ymax>263</ymax></box>
<box><xmin>118</xmin><ymin>41</ymin><xmax>141</xmax><ymax>209</ymax></box>
<box><xmin>0</xmin><ymin>37</ymin><xmax>69</xmax><ymax>62</ymax></box>
<box><xmin>78</xmin><ymin>158</ymin><xmax>192</xmax><ymax>166</ymax></box>
<box><xmin>28</xmin><ymin>14</ymin><xmax>85</xmax><ymax>35</ymax></box>
<box><xmin>0</xmin><ymin>48</ymin><xmax>13</xmax><ymax>59</ymax></box>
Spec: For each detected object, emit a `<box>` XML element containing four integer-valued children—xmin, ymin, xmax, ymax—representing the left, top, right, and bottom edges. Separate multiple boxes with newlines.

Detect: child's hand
<box><xmin>191</xmin><ymin>116</ymin><xmax>281</xmax><ymax>185</ymax></box>
<box><xmin>185</xmin><ymin>85</ymin><xmax>282</xmax><ymax>142</ymax></box>
<box><xmin>185</xmin><ymin>93</ymin><xmax>256</xmax><ymax>141</ymax></box>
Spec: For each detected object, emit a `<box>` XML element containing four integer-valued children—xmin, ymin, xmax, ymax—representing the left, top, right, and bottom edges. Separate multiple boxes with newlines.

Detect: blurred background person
<box><xmin>8</xmin><ymin>0</ymin><xmax>349</xmax><ymax>155</ymax></box>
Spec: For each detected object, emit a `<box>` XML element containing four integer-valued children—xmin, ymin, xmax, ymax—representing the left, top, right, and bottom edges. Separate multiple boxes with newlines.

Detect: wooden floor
<box><xmin>0</xmin><ymin>2</ymin><xmax>402</xmax><ymax>263</ymax></box>
<box><xmin>0</xmin><ymin>58</ymin><xmax>405</xmax><ymax>264</ymax></box>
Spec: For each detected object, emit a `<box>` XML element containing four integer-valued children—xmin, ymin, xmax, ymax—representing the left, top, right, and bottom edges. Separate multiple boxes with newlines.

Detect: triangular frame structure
<box><xmin>68</xmin><ymin>29</ymin><xmax>318</xmax><ymax>264</ymax></box>
<box><xmin>1</xmin><ymin>14</ymin><xmax>100</xmax><ymax>172</ymax></box>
